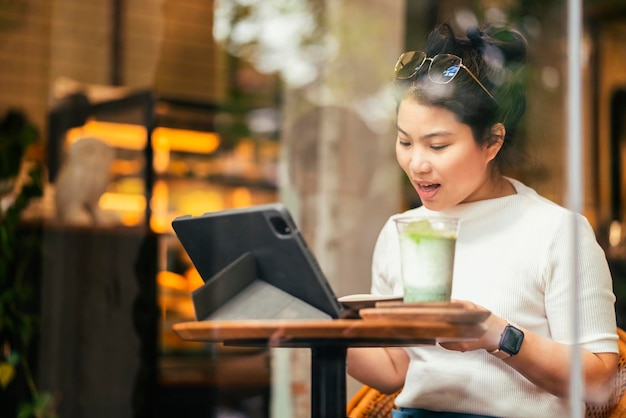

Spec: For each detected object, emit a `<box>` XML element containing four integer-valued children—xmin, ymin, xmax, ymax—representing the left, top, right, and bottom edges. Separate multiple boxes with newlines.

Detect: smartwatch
<box><xmin>488</xmin><ymin>323</ymin><xmax>524</xmax><ymax>359</ymax></box>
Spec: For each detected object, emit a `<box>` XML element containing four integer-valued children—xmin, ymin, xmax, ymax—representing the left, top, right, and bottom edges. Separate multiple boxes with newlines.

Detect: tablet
<box><xmin>171</xmin><ymin>203</ymin><xmax>345</xmax><ymax>319</ymax></box>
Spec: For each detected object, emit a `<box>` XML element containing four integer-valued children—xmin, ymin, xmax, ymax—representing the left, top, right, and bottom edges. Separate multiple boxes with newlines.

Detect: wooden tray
<box><xmin>337</xmin><ymin>294</ymin><xmax>404</xmax><ymax>310</ymax></box>
<box><xmin>375</xmin><ymin>301</ymin><xmax>465</xmax><ymax>309</ymax></box>
<box><xmin>359</xmin><ymin>302</ymin><xmax>491</xmax><ymax>324</ymax></box>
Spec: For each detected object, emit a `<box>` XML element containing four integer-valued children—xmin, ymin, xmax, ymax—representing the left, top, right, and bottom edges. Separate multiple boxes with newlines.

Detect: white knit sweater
<box><xmin>371</xmin><ymin>178</ymin><xmax>618</xmax><ymax>417</ymax></box>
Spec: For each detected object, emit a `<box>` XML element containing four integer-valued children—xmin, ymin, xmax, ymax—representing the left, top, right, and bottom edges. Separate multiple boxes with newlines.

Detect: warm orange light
<box><xmin>99</xmin><ymin>192</ymin><xmax>147</xmax><ymax>212</ymax></box>
<box><xmin>66</xmin><ymin>121</ymin><xmax>147</xmax><ymax>150</ymax></box>
<box><xmin>110</xmin><ymin>159</ymin><xmax>144</xmax><ymax>176</ymax></box>
<box><xmin>231</xmin><ymin>187</ymin><xmax>252</xmax><ymax>208</ymax></box>
<box><xmin>97</xmin><ymin>192</ymin><xmax>147</xmax><ymax>227</ymax></box>
<box><xmin>66</xmin><ymin>121</ymin><xmax>220</xmax><ymax>154</ymax></box>
<box><xmin>150</xmin><ymin>180</ymin><xmax>171</xmax><ymax>234</ymax></box>
<box><xmin>153</xmin><ymin>127</ymin><xmax>220</xmax><ymax>154</ymax></box>
<box><xmin>119</xmin><ymin>212</ymin><xmax>143</xmax><ymax>227</ymax></box>
<box><xmin>179</xmin><ymin>189</ymin><xmax>224</xmax><ymax>216</ymax></box>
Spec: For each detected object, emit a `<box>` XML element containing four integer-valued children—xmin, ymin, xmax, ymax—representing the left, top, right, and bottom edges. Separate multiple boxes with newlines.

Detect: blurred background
<box><xmin>1</xmin><ymin>0</ymin><xmax>626</xmax><ymax>417</ymax></box>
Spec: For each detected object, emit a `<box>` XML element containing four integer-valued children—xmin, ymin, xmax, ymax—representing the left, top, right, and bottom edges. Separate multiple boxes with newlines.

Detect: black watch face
<box><xmin>501</xmin><ymin>325</ymin><xmax>524</xmax><ymax>354</ymax></box>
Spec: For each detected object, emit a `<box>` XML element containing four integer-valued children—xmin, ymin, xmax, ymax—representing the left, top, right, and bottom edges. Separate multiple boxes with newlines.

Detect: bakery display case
<box><xmin>46</xmin><ymin>87</ymin><xmax>279</xmax><ymax>416</ymax></box>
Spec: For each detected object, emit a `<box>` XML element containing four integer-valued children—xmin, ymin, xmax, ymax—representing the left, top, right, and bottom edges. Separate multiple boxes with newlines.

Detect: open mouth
<box><xmin>414</xmin><ymin>182</ymin><xmax>441</xmax><ymax>201</ymax></box>
<box><xmin>417</xmin><ymin>183</ymin><xmax>440</xmax><ymax>193</ymax></box>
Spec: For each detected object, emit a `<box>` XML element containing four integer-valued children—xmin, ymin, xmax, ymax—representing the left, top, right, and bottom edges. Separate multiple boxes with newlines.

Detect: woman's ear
<box><xmin>486</xmin><ymin>123</ymin><xmax>506</xmax><ymax>161</ymax></box>
<box><xmin>490</xmin><ymin>123</ymin><xmax>506</xmax><ymax>144</ymax></box>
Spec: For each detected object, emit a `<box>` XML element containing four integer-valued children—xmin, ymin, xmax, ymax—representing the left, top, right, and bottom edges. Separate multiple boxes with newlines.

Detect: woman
<box><xmin>346</xmin><ymin>23</ymin><xmax>618</xmax><ymax>417</ymax></box>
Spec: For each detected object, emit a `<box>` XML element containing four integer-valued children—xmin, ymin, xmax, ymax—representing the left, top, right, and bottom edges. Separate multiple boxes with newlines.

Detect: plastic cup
<box><xmin>394</xmin><ymin>216</ymin><xmax>458</xmax><ymax>302</ymax></box>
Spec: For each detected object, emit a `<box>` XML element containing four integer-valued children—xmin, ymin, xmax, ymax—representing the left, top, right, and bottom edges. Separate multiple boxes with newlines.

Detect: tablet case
<box><xmin>171</xmin><ymin>203</ymin><xmax>345</xmax><ymax>320</ymax></box>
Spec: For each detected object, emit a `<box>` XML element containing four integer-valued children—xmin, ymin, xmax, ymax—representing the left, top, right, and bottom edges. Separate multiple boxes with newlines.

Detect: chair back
<box><xmin>347</xmin><ymin>385</ymin><xmax>399</xmax><ymax>418</ymax></box>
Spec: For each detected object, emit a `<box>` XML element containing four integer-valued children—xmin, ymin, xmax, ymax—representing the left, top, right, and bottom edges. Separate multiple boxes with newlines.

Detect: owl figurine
<box><xmin>55</xmin><ymin>137</ymin><xmax>115</xmax><ymax>226</ymax></box>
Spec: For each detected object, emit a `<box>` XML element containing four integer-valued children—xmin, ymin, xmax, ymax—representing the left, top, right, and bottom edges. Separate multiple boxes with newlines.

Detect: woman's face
<box><xmin>396</xmin><ymin>98</ymin><xmax>501</xmax><ymax>211</ymax></box>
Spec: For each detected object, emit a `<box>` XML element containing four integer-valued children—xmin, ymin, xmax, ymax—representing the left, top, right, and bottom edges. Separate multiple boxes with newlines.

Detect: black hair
<box><xmin>396</xmin><ymin>23</ymin><xmax>528</xmax><ymax>173</ymax></box>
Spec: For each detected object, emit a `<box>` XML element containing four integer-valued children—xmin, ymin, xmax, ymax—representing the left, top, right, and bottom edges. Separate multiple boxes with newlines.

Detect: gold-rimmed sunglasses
<box><xmin>394</xmin><ymin>51</ymin><xmax>495</xmax><ymax>101</ymax></box>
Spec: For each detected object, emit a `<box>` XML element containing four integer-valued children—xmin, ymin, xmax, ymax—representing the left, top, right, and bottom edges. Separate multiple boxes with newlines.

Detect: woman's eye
<box><xmin>398</xmin><ymin>139</ymin><xmax>410</xmax><ymax>147</ymax></box>
<box><xmin>430</xmin><ymin>144</ymin><xmax>448</xmax><ymax>151</ymax></box>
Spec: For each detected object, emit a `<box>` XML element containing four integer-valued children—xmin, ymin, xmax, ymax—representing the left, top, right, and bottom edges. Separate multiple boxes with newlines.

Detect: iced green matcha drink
<box><xmin>394</xmin><ymin>216</ymin><xmax>458</xmax><ymax>302</ymax></box>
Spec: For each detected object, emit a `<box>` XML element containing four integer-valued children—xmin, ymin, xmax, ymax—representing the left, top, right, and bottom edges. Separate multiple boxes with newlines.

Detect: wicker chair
<box><xmin>347</xmin><ymin>328</ymin><xmax>626</xmax><ymax>418</ymax></box>
<box><xmin>347</xmin><ymin>384</ymin><xmax>402</xmax><ymax>418</ymax></box>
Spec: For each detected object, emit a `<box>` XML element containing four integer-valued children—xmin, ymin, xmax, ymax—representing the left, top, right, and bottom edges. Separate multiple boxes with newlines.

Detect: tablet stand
<box><xmin>192</xmin><ymin>252</ymin><xmax>331</xmax><ymax>321</ymax></box>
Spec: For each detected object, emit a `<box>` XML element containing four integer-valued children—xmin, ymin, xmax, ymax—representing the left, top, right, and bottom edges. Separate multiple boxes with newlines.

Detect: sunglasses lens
<box><xmin>394</xmin><ymin>51</ymin><xmax>427</xmax><ymax>79</ymax></box>
<box><xmin>429</xmin><ymin>54</ymin><xmax>461</xmax><ymax>84</ymax></box>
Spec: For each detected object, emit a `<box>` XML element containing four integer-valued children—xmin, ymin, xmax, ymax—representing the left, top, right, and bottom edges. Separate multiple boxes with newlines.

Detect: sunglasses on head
<box><xmin>394</xmin><ymin>51</ymin><xmax>495</xmax><ymax>101</ymax></box>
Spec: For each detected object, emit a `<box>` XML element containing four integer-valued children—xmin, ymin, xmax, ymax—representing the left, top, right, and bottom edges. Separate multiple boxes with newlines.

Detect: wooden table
<box><xmin>173</xmin><ymin>318</ymin><xmax>487</xmax><ymax>418</ymax></box>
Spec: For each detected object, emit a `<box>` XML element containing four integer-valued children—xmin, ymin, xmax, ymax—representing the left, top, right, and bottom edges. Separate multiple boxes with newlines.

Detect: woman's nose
<box><xmin>408</xmin><ymin>151</ymin><xmax>431</xmax><ymax>174</ymax></box>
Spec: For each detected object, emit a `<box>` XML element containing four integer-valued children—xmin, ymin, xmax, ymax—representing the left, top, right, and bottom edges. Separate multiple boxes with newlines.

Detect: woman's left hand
<box><xmin>438</xmin><ymin>299</ymin><xmax>508</xmax><ymax>353</ymax></box>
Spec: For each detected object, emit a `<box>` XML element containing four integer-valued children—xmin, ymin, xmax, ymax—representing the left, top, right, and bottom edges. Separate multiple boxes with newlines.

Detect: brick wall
<box><xmin>0</xmin><ymin>0</ymin><xmax>53</xmax><ymax>128</ymax></box>
<box><xmin>0</xmin><ymin>0</ymin><xmax>223</xmax><ymax>138</ymax></box>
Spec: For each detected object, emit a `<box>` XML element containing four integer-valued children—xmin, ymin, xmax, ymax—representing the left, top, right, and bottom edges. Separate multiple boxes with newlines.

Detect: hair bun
<box><xmin>483</xmin><ymin>26</ymin><xmax>528</xmax><ymax>66</ymax></box>
<box><xmin>466</xmin><ymin>26</ymin><xmax>486</xmax><ymax>50</ymax></box>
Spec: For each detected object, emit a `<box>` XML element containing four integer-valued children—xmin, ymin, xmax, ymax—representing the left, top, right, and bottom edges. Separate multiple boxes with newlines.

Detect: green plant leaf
<box><xmin>7</xmin><ymin>350</ymin><xmax>20</xmax><ymax>365</ymax></box>
<box><xmin>17</xmin><ymin>391</ymin><xmax>58</xmax><ymax>418</ymax></box>
<box><xmin>17</xmin><ymin>403</ymin><xmax>35</xmax><ymax>418</ymax></box>
<box><xmin>0</xmin><ymin>110</ymin><xmax>50</xmax><ymax>418</ymax></box>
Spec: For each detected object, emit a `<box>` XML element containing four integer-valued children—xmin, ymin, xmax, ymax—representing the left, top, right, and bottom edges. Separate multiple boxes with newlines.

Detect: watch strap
<box><xmin>488</xmin><ymin>347</ymin><xmax>512</xmax><ymax>359</ymax></box>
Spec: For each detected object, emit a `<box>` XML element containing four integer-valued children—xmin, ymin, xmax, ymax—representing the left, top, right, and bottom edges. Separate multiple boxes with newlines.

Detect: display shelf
<box><xmin>46</xmin><ymin>90</ymin><xmax>279</xmax><ymax>415</ymax></box>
